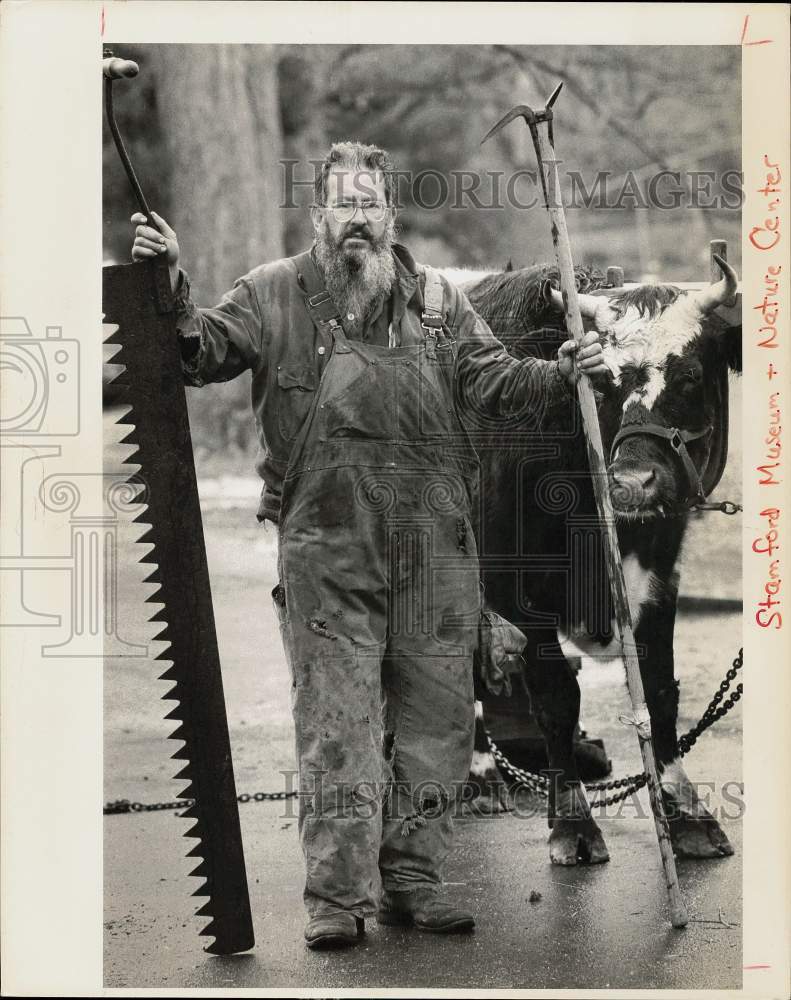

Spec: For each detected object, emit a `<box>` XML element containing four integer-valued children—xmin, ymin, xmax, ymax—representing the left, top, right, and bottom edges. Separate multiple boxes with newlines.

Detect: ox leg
<box><xmin>636</xmin><ymin>595</ymin><xmax>734</xmax><ymax>859</ymax></box>
<box><xmin>523</xmin><ymin>630</ymin><xmax>609</xmax><ymax>866</ymax></box>
<box><xmin>465</xmin><ymin>699</ymin><xmax>513</xmax><ymax>815</ymax></box>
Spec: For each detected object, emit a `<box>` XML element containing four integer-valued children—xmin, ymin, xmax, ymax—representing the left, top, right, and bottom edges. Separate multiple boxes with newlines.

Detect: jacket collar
<box><xmin>391</xmin><ymin>243</ymin><xmax>419</xmax><ymax>318</ymax></box>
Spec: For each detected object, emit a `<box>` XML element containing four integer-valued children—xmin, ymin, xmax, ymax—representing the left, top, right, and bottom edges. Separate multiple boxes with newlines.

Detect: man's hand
<box><xmin>557</xmin><ymin>331</ymin><xmax>608</xmax><ymax>385</ymax></box>
<box><xmin>131</xmin><ymin>211</ymin><xmax>180</xmax><ymax>292</ymax></box>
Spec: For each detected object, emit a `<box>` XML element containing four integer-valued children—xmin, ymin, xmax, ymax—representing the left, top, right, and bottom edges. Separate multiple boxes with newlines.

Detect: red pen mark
<box><xmin>743</xmin><ymin>964</ymin><xmax>772</xmax><ymax>970</ymax></box>
<box><xmin>741</xmin><ymin>14</ymin><xmax>772</xmax><ymax>46</ymax></box>
<box><xmin>101</xmin><ymin>5</ymin><xmax>105</xmax><ymax>38</ymax></box>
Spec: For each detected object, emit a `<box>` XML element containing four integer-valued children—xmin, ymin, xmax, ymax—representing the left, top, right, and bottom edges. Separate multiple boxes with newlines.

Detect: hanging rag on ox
<box><xmin>102</xmin><ymin>51</ymin><xmax>254</xmax><ymax>956</ymax></box>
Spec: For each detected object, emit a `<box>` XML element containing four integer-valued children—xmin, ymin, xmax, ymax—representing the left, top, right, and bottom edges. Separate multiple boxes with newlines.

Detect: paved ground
<box><xmin>103</xmin><ymin>390</ymin><xmax>743</xmax><ymax>990</ymax></box>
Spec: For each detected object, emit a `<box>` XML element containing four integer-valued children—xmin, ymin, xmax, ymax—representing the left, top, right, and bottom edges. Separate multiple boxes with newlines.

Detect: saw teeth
<box><xmin>117</xmin><ymin>426</ymin><xmax>138</xmax><ymax>445</ymax></box>
<box><xmin>105</xmin><ymin>320</ymin><xmax>254</xmax><ymax>955</ymax></box>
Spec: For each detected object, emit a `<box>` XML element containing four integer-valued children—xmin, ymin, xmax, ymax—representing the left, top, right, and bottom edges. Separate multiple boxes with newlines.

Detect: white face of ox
<box><xmin>590</xmin><ymin>291</ymin><xmax>708</xmax><ymax>412</ymax></box>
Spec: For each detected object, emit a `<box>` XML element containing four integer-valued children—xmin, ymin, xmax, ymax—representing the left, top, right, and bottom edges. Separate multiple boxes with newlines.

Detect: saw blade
<box><xmin>103</xmin><ymin>257</ymin><xmax>254</xmax><ymax>956</ymax></box>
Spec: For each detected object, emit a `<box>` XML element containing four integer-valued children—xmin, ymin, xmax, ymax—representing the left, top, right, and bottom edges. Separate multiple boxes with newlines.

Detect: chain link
<box><xmin>105</xmin><ymin>650</ymin><xmax>742</xmax><ymax>816</ymax></box>
<box><xmin>689</xmin><ymin>500</ymin><xmax>742</xmax><ymax>515</ymax></box>
<box><xmin>486</xmin><ymin>647</ymin><xmax>743</xmax><ymax>809</ymax></box>
<box><xmin>104</xmin><ymin>788</ymin><xmax>298</xmax><ymax>815</ymax></box>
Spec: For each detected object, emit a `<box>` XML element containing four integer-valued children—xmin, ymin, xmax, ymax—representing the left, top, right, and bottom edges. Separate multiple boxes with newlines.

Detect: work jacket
<box><xmin>173</xmin><ymin>243</ymin><xmax>574</xmax><ymax>522</ymax></box>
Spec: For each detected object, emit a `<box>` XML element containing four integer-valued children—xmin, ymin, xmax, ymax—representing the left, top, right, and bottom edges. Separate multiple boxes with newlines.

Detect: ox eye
<box><xmin>677</xmin><ymin>365</ymin><xmax>702</xmax><ymax>387</ymax></box>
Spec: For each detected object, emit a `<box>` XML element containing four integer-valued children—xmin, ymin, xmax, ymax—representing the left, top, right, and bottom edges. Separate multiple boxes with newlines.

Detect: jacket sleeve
<box><xmin>443</xmin><ymin>278</ymin><xmax>575</xmax><ymax>430</ymax></box>
<box><xmin>172</xmin><ymin>269</ymin><xmax>265</xmax><ymax>387</ymax></box>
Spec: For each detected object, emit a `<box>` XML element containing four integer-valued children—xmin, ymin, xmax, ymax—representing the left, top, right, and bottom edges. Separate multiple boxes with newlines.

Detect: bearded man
<box><xmin>131</xmin><ymin>141</ymin><xmax>606</xmax><ymax>950</ymax></box>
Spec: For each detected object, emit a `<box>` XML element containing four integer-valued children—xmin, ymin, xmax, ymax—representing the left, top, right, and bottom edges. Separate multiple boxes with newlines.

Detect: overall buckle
<box><xmin>422</xmin><ymin>311</ymin><xmax>443</xmax><ymax>361</ymax></box>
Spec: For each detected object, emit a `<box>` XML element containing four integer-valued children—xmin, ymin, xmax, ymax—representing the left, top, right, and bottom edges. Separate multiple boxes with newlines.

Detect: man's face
<box><xmin>314</xmin><ymin>167</ymin><xmax>392</xmax><ymax>263</ymax></box>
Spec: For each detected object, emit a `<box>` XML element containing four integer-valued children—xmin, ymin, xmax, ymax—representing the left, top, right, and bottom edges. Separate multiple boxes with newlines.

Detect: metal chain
<box><xmin>104</xmin><ymin>789</ymin><xmax>297</xmax><ymax>816</ymax></box>
<box><xmin>690</xmin><ymin>500</ymin><xmax>742</xmax><ymax>515</ymax></box>
<box><xmin>105</xmin><ymin>650</ymin><xmax>743</xmax><ymax>816</ymax></box>
<box><xmin>486</xmin><ymin>647</ymin><xmax>743</xmax><ymax>809</ymax></box>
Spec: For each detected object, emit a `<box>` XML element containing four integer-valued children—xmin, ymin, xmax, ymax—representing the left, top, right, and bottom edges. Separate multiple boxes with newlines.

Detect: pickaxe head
<box><xmin>480</xmin><ymin>82</ymin><xmax>563</xmax><ymax>145</ymax></box>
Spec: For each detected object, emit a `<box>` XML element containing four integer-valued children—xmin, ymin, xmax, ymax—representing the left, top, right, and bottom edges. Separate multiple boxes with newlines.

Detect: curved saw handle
<box><xmin>102</xmin><ymin>51</ymin><xmax>154</xmax><ymax>224</ymax></box>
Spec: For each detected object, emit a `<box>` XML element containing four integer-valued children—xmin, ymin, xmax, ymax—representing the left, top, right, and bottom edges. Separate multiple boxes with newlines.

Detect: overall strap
<box><xmin>292</xmin><ymin>250</ymin><xmax>350</xmax><ymax>361</ymax></box>
<box><xmin>420</xmin><ymin>265</ymin><xmax>445</xmax><ymax>361</ymax></box>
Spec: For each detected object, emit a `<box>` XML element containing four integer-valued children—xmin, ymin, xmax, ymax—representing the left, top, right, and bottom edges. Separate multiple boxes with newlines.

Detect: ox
<box><xmin>454</xmin><ymin>257</ymin><xmax>741</xmax><ymax>864</ymax></box>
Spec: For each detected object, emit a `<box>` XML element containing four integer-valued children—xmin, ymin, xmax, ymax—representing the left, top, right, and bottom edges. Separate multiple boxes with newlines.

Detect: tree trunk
<box><xmin>147</xmin><ymin>44</ymin><xmax>284</xmax><ymax>305</ymax></box>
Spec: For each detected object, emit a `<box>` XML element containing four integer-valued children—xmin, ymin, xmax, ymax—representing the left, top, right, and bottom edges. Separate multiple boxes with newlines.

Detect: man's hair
<box><xmin>314</xmin><ymin>141</ymin><xmax>397</xmax><ymax>207</ymax></box>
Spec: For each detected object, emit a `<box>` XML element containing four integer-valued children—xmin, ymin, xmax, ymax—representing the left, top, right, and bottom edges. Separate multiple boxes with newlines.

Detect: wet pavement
<box><xmin>104</xmin><ymin>402</ymin><xmax>744</xmax><ymax>990</ymax></box>
<box><xmin>103</xmin><ymin>521</ymin><xmax>742</xmax><ymax>988</ymax></box>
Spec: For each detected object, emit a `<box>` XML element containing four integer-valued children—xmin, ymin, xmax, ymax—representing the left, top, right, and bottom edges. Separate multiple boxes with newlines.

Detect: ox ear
<box><xmin>722</xmin><ymin>323</ymin><xmax>742</xmax><ymax>374</ymax></box>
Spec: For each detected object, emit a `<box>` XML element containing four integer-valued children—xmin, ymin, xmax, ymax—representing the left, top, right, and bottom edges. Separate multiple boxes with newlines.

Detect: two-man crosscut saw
<box><xmin>482</xmin><ymin>85</ymin><xmax>689</xmax><ymax>928</ymax></box>
<box><xmin>102</xmin><ymin>52</ymin><xmax>254</xmax><ymax>955</ymax></box>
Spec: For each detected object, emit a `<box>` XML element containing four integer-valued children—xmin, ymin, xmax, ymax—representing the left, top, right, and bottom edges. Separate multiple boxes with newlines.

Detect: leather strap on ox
<box><xmin>610</xmin><ymin>423</ymin><xmax>712</xmax><ymax>505</ymax></box>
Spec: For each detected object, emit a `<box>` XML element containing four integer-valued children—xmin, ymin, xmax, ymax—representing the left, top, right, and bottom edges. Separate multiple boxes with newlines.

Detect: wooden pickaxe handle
<box><xmin>534</xmin><ymin>121</ymin><xmax>688</xmax><ymax>927</ymax></box>
<box><xmin>484</xmin><ymin>91</ymin><xmax>688</xmax><ymax>929</ymax></box>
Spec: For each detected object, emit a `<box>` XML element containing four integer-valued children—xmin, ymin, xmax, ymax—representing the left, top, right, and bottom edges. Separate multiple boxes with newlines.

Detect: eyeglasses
<box><xmin>322</xmin><ymin>202</ymin><xmax>389</xmax><ymax>223</ymax></box>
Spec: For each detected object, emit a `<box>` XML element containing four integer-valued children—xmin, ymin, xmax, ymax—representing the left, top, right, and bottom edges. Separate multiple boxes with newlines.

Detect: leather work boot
<box><xmin>377</xmin><ymin>889</ymin><xmax>475</xmax><ymax>933</ymax></box>
<box><xmin>304</xmin><ymin>911</ymin><xmax>365</xmax><ymax>950</ymax></box>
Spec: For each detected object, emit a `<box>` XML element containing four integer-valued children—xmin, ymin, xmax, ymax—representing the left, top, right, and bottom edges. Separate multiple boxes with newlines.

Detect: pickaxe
<box><xmin>482</xmin><ymin>85</ymin><xmax>689</xmax><ymax>929</ymax></box>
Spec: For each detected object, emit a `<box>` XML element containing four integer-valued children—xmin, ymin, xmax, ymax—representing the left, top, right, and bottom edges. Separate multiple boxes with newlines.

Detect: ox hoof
<box><xmin>670</xmin><ymin>815</ymin><xmax>734</xmax><ymax>859</ymax></box>
<box><xmin>660</xmin><ymin>761</ymin><xmax>735</xmax><ymax>859</ymax></box>
<box><xmin>549</xmin><ymin>819</ymin><xmax>610</xmax><ymax>866</ymax></box>
<box><xmin>465</xmin><ymin>749</ymin><xmax>513</xmax><ymax>815</ymax></box>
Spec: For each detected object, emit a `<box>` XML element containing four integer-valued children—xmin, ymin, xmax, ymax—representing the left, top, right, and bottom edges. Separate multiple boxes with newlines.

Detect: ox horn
<box><xmin>544</xmin><ymin>283</ymin><xmax>603</xmax><ymax>320</ymax></box>
<box><xmin>545</xmin><ymin>282</ymin><xmax>616</xmax><ymax>330</ymax></box>
<box><xmin>691</xmin><ymin>253</ymin><xmax>738</xmax><ymax>315</ymax></box>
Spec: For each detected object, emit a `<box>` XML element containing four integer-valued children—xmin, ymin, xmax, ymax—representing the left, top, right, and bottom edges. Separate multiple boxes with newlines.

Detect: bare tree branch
<box><xmin>494</xmin><ymin>45</ymin><xmax>673</xmax><ymax>172</ymax></box>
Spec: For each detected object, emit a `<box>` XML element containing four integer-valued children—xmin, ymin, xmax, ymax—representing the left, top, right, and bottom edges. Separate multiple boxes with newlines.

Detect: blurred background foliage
<box><xmin>104</xmin><ymin>43</ymin><xmax>740</xmax><ymax>466</ymax></box>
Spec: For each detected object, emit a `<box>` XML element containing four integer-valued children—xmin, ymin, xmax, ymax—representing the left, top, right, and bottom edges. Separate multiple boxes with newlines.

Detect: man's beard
<box><xmin>314</xmin><ymin>217</ymin><xmax>397</xmax><ymax>337</ymax></box>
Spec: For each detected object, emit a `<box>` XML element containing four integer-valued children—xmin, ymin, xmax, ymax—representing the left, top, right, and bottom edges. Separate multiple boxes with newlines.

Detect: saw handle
<box><xmin>103</xmin><ymin>52</ymin><xmax>154</xmax><ymax>224</ymax></box>
<box><xmin>103</xmin><ymin>57</ymin><xmax>139</xmax><ymax>80</ymax></box>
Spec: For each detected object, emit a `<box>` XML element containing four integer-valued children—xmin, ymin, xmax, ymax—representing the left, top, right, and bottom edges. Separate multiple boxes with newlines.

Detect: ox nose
<box><xmin>609</xmin><ymin>466</ymin><xmax>658</xmax><ymax>507</ymax></box>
